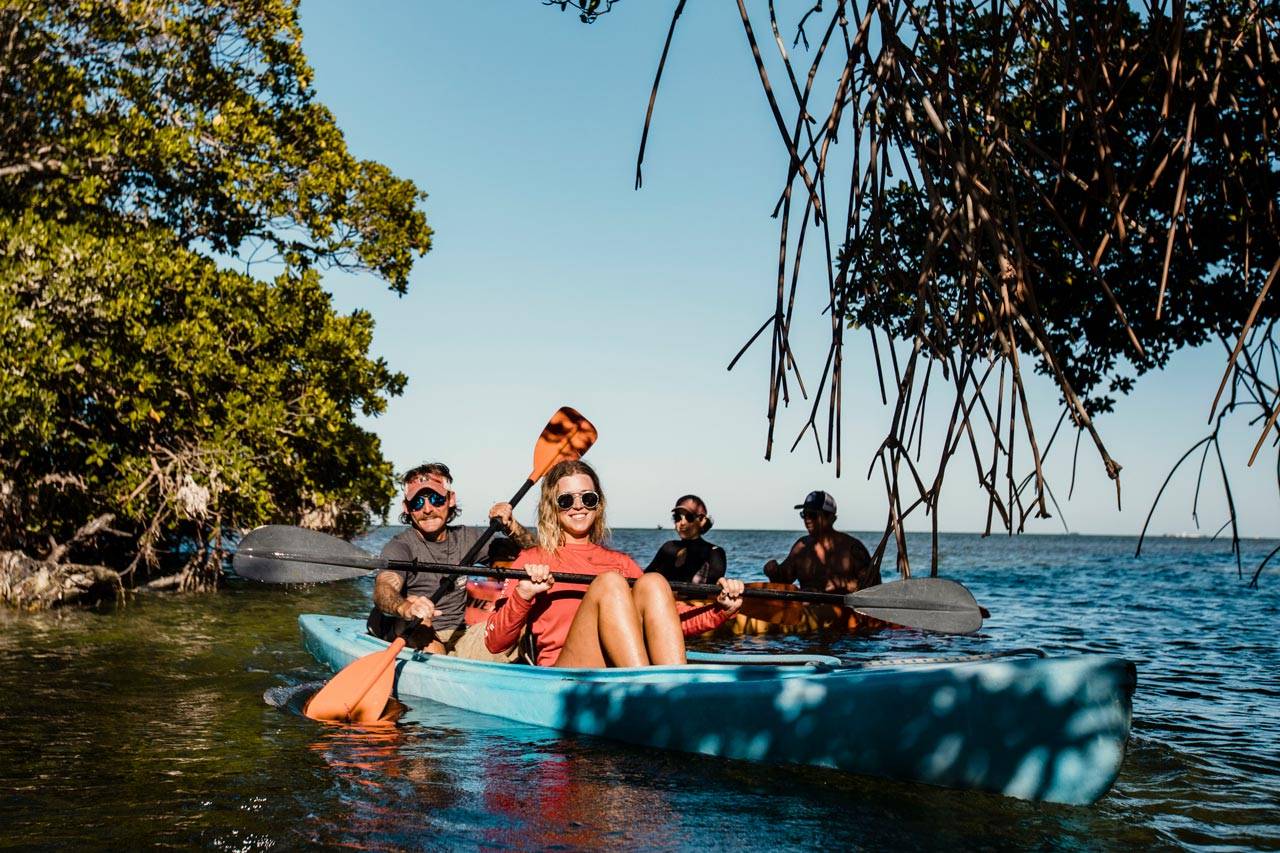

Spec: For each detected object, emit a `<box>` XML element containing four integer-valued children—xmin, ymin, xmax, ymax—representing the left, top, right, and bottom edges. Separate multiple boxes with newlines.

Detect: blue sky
<box><xmin>296</xmin><ymin>1</ymin><xmax>1277</xmax><ymax>537</ymax></box>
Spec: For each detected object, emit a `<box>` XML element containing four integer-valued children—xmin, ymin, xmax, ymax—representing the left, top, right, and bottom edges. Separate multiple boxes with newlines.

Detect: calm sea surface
<box><xmin>2</xmin><ymin>529</ymin><xmax>1278</xmax><ymax>850</ymax></box>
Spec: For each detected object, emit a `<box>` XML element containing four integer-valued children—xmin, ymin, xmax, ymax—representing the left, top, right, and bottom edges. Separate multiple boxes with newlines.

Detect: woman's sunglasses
<box><xmin>555</xmin><ymin>491</ymin><xmax>600</xmax><ymax>510</ymax></box>
<box><xmin>672</xmin><ymin>509</ymin><xmax>703</xmax><ymax>523</ymax></box>
<box><xmin>407</xmin><ymin>488</ymin><xmax>448</xmax><ymax>512</ymax></box>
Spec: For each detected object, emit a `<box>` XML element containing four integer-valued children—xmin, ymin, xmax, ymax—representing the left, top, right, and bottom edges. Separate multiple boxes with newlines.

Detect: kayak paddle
<box><xmin>288</xmin><ymin>406</ymin><xmax>598</xmax><ymax>723</ymax></box>
<box><xmin>235</xmin><ymin>525</ymin><xmax>985</xmax><ymax>635</ymax></box>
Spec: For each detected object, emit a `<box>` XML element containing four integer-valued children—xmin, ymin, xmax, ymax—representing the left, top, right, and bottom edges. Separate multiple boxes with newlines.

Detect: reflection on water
<box><xmin>0</xmin><ymin>530</ymin><xmax>1277</xmax><ymax>849</ymax></box>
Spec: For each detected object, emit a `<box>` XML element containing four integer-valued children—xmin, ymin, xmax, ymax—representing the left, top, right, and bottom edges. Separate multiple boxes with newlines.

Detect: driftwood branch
<box><xmin>45</xmin><ymin>513</ymin><xmax>122</xmax><ymax>564</ymax></box>
<box><xmin>0</xmin><ymin>550</ymin><xmax>124</xmax><ymax>611</ymax></box>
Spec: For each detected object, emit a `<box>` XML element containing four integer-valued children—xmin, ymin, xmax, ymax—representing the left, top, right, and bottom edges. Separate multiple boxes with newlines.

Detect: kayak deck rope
<box><xmin>401</xmin><ymin>647</ymin><xmax>1046</xmax><ymax>669</ymax></box>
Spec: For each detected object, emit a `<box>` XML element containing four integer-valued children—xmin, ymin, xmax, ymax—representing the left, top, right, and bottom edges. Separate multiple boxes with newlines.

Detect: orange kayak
<box><xmin>692</xmin><ymin>582</ymin><xmax>891</xmax><ymax>637</ymax></box>
<box><xmin>464</xmin><ymin>578</ymin><xmax>505</xmax><ymax>625</ymax></box>
<box><xmin>467</xmin><ymin>578</ymin><xmax>890</xmax><ymax>636</ymax></box>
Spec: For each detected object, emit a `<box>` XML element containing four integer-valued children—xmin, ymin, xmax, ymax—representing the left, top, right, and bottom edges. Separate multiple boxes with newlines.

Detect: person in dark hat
<box><xmin>763</xmin><ymin>490</ymin><xmax>879</xmax><ymax>592</ymax></box>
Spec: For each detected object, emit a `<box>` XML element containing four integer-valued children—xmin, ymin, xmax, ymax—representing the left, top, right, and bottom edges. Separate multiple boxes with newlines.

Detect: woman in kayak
<box><xmin>483</xmin><ymin>460</ymin><xmax>743</xmax><ymax>667</ymax></box>
<box><xmin>645</xmin><ymin>495</ymin><xmax>726</xmax><ymax>585</ymax></box>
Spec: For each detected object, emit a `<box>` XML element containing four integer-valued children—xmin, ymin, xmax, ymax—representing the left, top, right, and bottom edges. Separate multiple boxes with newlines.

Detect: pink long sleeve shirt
<box><xmin>483</xmin><ymin>542</ymin><xmax>730</xmax><ymax>666</ymax></box>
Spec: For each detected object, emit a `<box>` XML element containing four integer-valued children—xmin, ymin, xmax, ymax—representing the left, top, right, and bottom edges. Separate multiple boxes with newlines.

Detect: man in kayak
<box><xmin>366</xmin><ymin>463</ymin><xmax>534</xmax><ymax>655</ymax></box>
<box><xmin>763</xmin><ymin>491</ymin><xmax>880</xmax><ymax>592</ymax></box>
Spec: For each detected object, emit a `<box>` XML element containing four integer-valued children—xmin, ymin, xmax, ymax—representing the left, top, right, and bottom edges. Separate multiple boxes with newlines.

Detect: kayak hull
<box><xmin>299</xmin><ymin>614</ymin><xmax>1135</xmax><ymax>805</ymax></box>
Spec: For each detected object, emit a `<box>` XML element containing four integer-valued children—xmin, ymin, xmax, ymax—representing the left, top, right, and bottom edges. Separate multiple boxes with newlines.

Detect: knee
<box><xmin>585</xmin><ymin>571</ymin><xmax>631</xmax><ymax>599</ymax></box>
<box><xmin>633</xmin><ymin>572</ymin><xmax>673</xmax><ymax>602</ymax></box>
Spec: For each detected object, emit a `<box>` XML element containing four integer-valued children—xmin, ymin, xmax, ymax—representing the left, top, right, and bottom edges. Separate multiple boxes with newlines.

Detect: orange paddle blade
<box><xmin>530</xmin><ymin>406</ymin><xmax>597</xmax><ymax>480</ymax></box>
<box><xmin>304</xmin><ymin>638</ymin><xmax>405</xmax><ymax>723</ymax></box>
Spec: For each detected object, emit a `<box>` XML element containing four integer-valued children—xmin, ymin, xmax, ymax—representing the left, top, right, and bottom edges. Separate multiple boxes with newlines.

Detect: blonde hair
<box><xmin>536</xmin><ymin>459</ymin><xmax>610</xmax><ymax>555</ymax></box>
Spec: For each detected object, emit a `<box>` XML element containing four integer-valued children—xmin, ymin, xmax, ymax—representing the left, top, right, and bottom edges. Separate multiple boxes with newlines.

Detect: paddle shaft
<box><xmin>403</xmin><ymin>404</ymin><xmax>595</xmax><ymax>604</ymax></box>
<box><xmin>457</xmin><ymin>477</ymin><xmax>535</xmax><ymax>567</ymax></box>
<box><xmin>380</xmin><ymin>557</ymin><xmax>972</xmax><ymax>612</ymax></box>
<box><xmin>404</xmin><ymin>477</ymin><xmax>535</xmax><ymax>632</ymax></box>
<box><xmin>397</xmin><ymin>428</ymin><xmax>584</xmax><ymax>624</ymax></box>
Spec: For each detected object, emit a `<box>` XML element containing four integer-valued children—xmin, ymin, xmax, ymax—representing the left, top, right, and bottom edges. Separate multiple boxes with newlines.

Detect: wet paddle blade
<box><xmin>232</xmin><ymin>525</ymin><xmax>385</xmax><ymax>583</ymax></box>
<box><xmin>844</xmin><ymin>577</ymin><xmax>984</xmax><ymax>635</ymax></box>
<box><xmin>530</xmin><ymin>406</ymin><xmax>598</xmax><ymax>480</ymax></box>
<box><xmin>304</xmin><ymin>638</ymin><xmax>405</xmax><ymax>723</ymax></box>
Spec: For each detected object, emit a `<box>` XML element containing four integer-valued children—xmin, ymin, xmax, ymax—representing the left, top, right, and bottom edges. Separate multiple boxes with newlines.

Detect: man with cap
<box><xmin>763</xmin><ymin>490</ymin><xmax>879</xmax><ymax>592</ymax></box>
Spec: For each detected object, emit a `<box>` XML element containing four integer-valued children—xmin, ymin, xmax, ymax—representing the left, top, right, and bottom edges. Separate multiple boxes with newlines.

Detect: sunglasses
<box><xmin>407</xmin><ymin>488</ymin><xmax>448</xmax><ymax>512</ymax></box>
<box><xmin>555</xmin><ymin>491</ymin><xmax>600</xmax><ymax>511</ymax></box>
<box><xmin>672</xmin><ymin>509</ymin><xmax>703</xmax><ymax>523</ymax></box>
<box><xmin>800</xmin><ymin>509</ymin><xmax>820</xmax><ymax>520</ymax></box>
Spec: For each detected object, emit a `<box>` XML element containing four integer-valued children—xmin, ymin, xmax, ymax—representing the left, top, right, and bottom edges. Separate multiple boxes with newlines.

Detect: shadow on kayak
<box><xmin>544</xmin><ymin>656</ymin><xmax>1137</xmax><ymax>805</ymax></box>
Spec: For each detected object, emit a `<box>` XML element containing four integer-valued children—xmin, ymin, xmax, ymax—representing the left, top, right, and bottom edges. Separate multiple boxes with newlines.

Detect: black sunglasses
<box><xmin>672</xmin><ymin>509</ymin><xmax>703</xmax><ymax>523</ymax></box>
<box><xmin>556</xmin><ymin>491</ymin><xmax>600</xmax><ymax>510</ymax></box>
<box><xmin>407</xmin><ymin>488</ymin><xmax>448</xmax><ymax>512</ymax></box>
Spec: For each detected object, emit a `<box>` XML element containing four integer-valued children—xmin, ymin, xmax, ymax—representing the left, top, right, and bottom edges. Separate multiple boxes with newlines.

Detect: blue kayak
<box><xmin>299</xmin><ymin>614</ymin><xmax>1135</xmax><ymax>805</ymax></box>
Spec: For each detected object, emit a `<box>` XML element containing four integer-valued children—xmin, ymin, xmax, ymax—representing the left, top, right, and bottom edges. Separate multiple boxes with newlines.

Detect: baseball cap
<box><xmin>794</xmin><ymin>490</ymin><xmax>837</xmax><ymax>514</ymax></box>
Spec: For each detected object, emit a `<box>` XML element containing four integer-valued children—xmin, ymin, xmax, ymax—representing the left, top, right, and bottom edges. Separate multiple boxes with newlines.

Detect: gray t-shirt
<box><xmin>379</xmin><ymin>525</ymin><xmax>494</xmax><ymax>632</ymax></box>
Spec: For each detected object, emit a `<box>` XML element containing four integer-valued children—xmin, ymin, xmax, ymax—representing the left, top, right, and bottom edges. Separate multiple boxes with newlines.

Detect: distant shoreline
<box><xmin>367</xmin><ymin>524</ymin><xmax>1277</xmax><ymax>541</ymax></box>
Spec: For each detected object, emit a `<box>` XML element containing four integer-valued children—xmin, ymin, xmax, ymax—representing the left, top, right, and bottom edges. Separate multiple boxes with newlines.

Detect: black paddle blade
<box><xmin>844</xmin><ymin>577</ymin><xmax>984</xmax><ymax>635</ymax></box>
<box><xmin>231</xmin><ymin>525</ymin><xmax>385</xmax><ymax>583</ymax></box>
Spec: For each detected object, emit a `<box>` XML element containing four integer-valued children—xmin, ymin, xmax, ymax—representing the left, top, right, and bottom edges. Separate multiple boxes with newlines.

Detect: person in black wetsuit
<box><xmin>645</xmin><ymin>494</ymin><xmax>727</xmax><ymax>584</ymax></box>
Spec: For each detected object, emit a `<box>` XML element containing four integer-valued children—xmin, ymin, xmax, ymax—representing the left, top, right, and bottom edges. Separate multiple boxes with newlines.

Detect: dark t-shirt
<box><xmin>645</xmin><ymin>538</ymin><xmax>726</xmax><ymax>585</ymax></box>
<box><xmin>366</xmin><ymin>525</ymin><xmax>495</xmax><ymax>639</ymax></box>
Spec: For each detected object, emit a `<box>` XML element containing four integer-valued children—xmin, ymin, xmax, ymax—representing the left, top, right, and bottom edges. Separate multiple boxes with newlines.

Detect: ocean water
<box><xmin>1</xmin><ymin>528</ymin><xmax>1277</xmax><ymax>850</ymax></box>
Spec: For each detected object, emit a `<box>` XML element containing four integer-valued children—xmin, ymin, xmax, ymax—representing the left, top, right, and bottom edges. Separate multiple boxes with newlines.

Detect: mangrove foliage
<box><xmin>0</xmin><ymin>0</ymin><xmax>431</xmax><ymax>602</ymax></box>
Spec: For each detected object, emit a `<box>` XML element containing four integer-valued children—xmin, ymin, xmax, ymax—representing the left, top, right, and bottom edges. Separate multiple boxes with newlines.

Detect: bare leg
<box><xmin>555</xmin><ymin>573</ymin><xmax>649</xmax><ymax>668</ymax></box>
<box><xmin>631</xmin><ymin>573</ymin><xmax>686</xmax><ymax>665</ymax></box>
